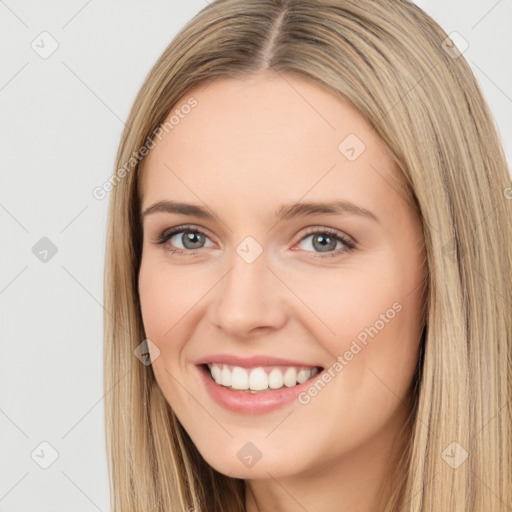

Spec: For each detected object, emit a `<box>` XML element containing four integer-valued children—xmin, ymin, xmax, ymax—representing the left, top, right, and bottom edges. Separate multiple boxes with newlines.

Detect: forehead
<box><xmin>139</xmin><ymin>73</ymin><xmax>410</xmax><ymax>219</ymax></box>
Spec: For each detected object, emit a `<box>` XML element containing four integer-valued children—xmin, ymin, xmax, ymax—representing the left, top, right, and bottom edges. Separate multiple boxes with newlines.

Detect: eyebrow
<box><xmin>141</xmin><ymin>199</ymin><xmax>380</xmax><ymax>224</ymax></box>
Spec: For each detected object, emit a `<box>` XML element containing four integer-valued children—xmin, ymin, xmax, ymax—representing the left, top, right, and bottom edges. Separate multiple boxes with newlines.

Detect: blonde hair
<box><xmin>103</xmin><ymin>0</ymin><xmax>512</xmax><ymax>510</ymax></box>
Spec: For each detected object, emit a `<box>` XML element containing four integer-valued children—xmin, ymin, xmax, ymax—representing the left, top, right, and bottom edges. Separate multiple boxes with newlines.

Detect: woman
<box><xmin>103</xmin><ymin>0</ymin><xmax>512</xmax><ymax>510</ymax></box>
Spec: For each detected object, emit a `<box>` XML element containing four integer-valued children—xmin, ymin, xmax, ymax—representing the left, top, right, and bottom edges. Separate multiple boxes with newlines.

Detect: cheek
<box><xmin>290</xmin><ymin>263</ymin><xmax>406</xmax><ymax>343</ymax></box>
<box><xmin>138</xmin><ymin>262</ymin><xmax>170</xmax><ymax>339</ymax></box>
<box><xmin>303</xmin><ymin>254</ymin><xmax>423</xmax><ymax>391</ymax></box>
<box><xmin>138</xmin><ymin>259</ymin><xmax>190</xmax><ymax>398</ymax></box>
<box><xmin>138</xmin><ymin>257</ymin><xmax>201</xmax><ymax>341</ymax></box>
<box><xmin>138</xmin><ymin>256</ymin><xmax>219</xmax><ymax>388</ymax></box>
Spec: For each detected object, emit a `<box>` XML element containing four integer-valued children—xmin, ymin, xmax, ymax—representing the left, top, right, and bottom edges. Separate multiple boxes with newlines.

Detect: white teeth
<box><xmin>248</xmin><ymin>367</ymin><xmax>268</xmax><ymax>391</ymax></box>
<box><xmin>221</xmin><ymin>365</ymin><xmax>232</xmax><ymax>387</ymax></box>
<box><xmin>231</xmin><ymin>366</ymin><xmax>249</xmax><ymax>390</ymax></box>
<box><xmin>268</xmin><ymin>368</ymin><xmax>284</xmax><ymax>389</ymax></box>
<box><xmin>283</xmin><ymin>367</ymin><xmax>297</xmax><ymax>387</ymax></box>
<box><xmin>296</xmin><ymin>368</ymin><xmax>310</xmax><ymax>384</ymax></box>
<box><xmin>207</xmin><ymin>363</ymin><xmax>319</xmax><ymax>391</ymax></box>
<box><xmin>211</xmin><ymin>363</ymin><xmax>222</xmax><ymax>382</ymax></box>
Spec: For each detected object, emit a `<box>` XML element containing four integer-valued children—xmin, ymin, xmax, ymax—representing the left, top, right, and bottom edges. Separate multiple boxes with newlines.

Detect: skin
<box><xmin>138</xmin><ymin>71</ymin><xmax>426</xmax><ymax>512</ymax></box>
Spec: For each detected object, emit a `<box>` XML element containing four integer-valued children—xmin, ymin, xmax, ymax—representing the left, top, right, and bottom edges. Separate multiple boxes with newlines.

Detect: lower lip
<box><xmin>197</xmin><ymin>364</ymin><xmax>322</xmax><ymax>415</ymax></box>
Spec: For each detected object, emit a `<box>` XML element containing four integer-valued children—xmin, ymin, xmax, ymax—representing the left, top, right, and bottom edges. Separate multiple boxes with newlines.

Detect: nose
<box><xmin>207</xmin><ymin>247</ymin><xmax>289</xmax><ymax>338</ymax></box>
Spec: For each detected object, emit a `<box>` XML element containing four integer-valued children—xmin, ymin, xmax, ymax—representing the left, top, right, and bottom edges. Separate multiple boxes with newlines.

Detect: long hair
<box><xmin>103</xmin><ymin>1</ymin><xmax>512</xmax><ymax>510</ymax></box>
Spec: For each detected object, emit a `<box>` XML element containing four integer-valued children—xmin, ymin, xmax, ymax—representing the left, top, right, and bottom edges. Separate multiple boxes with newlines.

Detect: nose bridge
<box><xmin>210</xmin><ymin>239</ymin><xmax>287</xmax><ymax>335</ymax></box>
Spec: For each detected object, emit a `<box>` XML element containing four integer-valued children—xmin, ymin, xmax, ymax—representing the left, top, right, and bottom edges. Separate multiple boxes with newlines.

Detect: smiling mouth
<box><xmin>203</xmin><ymin>363</ymin><xmax>323</xmax><ymax>393</ymax></box>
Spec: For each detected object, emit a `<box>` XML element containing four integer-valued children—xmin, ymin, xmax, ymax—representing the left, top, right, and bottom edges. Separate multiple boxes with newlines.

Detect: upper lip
<box><xmin>194</xmin><ymin>354</ymin><xmax>323</xmax><ymax>369</ymax></box>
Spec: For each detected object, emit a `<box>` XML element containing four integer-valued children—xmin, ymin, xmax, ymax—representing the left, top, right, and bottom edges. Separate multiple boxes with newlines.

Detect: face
<box><xmin>138</xmin><ymin>72</ymin><xmax>426</xmax><ymax>481</ymax></box>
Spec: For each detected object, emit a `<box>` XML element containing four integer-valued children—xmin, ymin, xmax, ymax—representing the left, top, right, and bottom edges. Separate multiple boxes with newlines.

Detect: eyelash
<box><xmin>152</xmin><ymin>224</ymin><xmax>357</xmax><ymax>259</ymax></box>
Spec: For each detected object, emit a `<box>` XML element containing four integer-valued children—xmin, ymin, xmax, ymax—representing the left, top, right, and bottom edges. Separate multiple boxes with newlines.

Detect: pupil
<box><xmin>184</xmin><ymin>232</ymin><xmax>202</xmax><ymax>249</ymax></box>
<box><xmin>314</xmin><ymin>234</ymin><xmax>335</xmax><ymax>252</ymax></box>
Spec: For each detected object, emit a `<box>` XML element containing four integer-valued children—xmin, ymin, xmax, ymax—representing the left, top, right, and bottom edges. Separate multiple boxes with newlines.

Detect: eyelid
<box><xmin>155</xmin><ymin>224</ymin><xmax>214</xmax><ymax>250</ymax></box>
<box><xmin>153</xmin><ymin>224</ymin><xmax>357</xmax><ymax>258</ymax></box>
<box><xmin>294</xmin><ymin>226</ymin><xmax>356</xmax><ymax>257</ymax></box>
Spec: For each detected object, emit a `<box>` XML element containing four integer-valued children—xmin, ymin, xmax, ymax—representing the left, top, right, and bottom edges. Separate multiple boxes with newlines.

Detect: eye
<box><xmin>152</xmin><ymin>225</ymin><xmax>356</xmax><ymax>258</ymax></box>
<box><xmin>153</xmin><ymin>225</ymin><xmax>213</xmax><ymax>255</ymax></box>
<box><xmin>294</xmin><ymin>227</ymin><xmax>356</xmax><ymax>258</ymax></box>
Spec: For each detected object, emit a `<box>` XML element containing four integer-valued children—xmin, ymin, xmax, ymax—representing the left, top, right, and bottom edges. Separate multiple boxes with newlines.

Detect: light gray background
<box><xmin>1</xmin><ymin>1</ymin><xmax>511</xmax><ymax>510</ymax></box>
